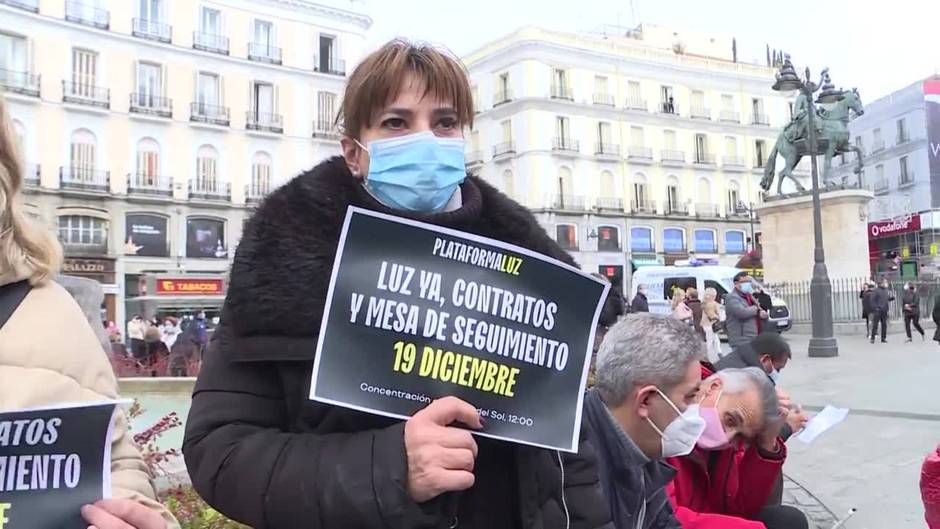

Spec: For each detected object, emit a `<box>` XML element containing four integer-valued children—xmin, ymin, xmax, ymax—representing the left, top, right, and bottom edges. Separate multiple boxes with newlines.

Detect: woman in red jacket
<box><xmin>924</xmin><ymin>444</ymin><xmax>940</xmax><ymax>529</ymax></box>
<box><xmin>667</xmin><ymin>366</ymin><xmax>808</xmax><ymax>529</ymax></box>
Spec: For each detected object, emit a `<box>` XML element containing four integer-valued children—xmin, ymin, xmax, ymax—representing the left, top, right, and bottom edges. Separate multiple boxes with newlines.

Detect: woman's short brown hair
<box><xmin>337</xmin><ymin>39</ymin><xmax>474</xmax><ymax>140</ymax></box>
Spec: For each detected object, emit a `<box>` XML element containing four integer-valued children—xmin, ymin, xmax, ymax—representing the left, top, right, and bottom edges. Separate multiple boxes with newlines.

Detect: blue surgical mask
<box><xmin>356</xmin><ymin>131</ymin><xmax>466</xmax><ymax>212</ymax></box>
<box><xmin>769</xmin><ymin>369</ymin><xmax>781</xmax><ymax>384</ymax></box>
<box><xmin>739</xmin><ymin>282</ymin><xmax>754</xmax><ymax>294</ymax></box>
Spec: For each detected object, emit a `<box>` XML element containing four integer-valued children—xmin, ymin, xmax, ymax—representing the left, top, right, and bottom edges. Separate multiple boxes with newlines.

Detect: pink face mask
<box><xmin>696</xmin><ymin>389</ymin><xmax>731</xmax><ymax>450</ymax></box>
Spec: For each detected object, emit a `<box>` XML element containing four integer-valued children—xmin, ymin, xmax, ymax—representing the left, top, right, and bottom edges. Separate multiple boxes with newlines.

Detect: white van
<box><xmin>631</xmin><ymin>264</ymin><xmax>792</xmax><ymax>332</ymax></box>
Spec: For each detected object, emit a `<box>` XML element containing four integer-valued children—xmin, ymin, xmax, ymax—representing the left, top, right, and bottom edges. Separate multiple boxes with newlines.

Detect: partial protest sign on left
<box><xmin>0</xmin><ymin>401</ymin><xmax>124</xmax><ymax>529</ymax></box>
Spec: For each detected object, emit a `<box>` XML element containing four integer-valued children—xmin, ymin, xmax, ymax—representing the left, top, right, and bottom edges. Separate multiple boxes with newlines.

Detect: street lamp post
<box><xmin>772</xmin><ymin>60</ymin><xmax>839</xmax><ymax>357</ymax></box>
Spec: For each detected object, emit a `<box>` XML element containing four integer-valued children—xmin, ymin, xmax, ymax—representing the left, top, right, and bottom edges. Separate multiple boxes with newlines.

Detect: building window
<box><xmin>630</xmin><ymin>226</ymin><xmax>653</xmax><ymax>253</ymax></box>
<box><xmin>253</xmin><ymin>19</ymin><xmax>274</xmax><ymax>48</ymax></box>
<box><xmin>125</xmin><ymin>213</ymin><xmax>168</xmax><ymax>257</ymax></box>
<box><xmin>555</xmin><ymin>224</ymin><xmax>578</xmax><ymax>251</ymax></box>
<box><xmin>751</xmin><ymin>98</ymin><xmax>765</xmax><ymax>122</ymax></box>
<box><xmin>597</xmin><ymin>226</ymin><xmax>620</xmax><ymax>251</ymax></box>
<box><xmin>318</xmin><ymin>34</ymin><xmax>335</xmax><ymax>72</ymax></box>
<box><xmin>755</xmin><ymin>140</ymin><xmax>767</xmax><ymax>168</ymax></box>
<box><xmin>872</xmin><ymin>128</ymin><xmax>883</xmax><ymax>151</ymax></box>
<box><xmin>694</xmin><ymin>133</ymin><xmax>709</xmax><ymax>163</ymax></box>
<box><xmin>897</xmin><ymin>118</ymin><xmax>908</xmax><ymax>143</ymax></box>
<box><xmin>557</xmin><ymin>166</ymin><xmax>573</xmax><ymax>201</ymax></box>
<box><xmin>316</xmin><ymin>91</ymin><xmax>336</xmax><ymax>131</ymax></box>
<box><xmin>660</xmin><ymin>85</ymin><xmax>675</xmax><ymax>113</ymax></box>
<box><xmin>136</xmin><ymin>61</ymin><xmax>163</xmax><ymax>103</ymax></box>
<box><xmin>663</xmin><ymin>228</ymin><xmax>686</xmax><ymax>253</ymax></box>
<box><xmin>663</xmin><ymin>130</ymin><xmax>677</xmax><ymax>150</ymax></box>
<box><xmin>666</xmin><ymin>176</ymin><xmax>681</xmax><ymax>211</ymax></box>
<box><xmin>71</xmin><ymin>48</ymin><xmax>98</xmax><ymax>93</ymax></box>
<box><xmin>694</xmin><ymin>229</ymin><xmax>716</xmax><ymax>253</ymax></box>
<box><xmin>196</xmin><ymin>72</ymin><xmax>220</xmax><ymax>109</ymax></box>
<box><xmin>727</xmin><ymin>180</ymin><xmax>741</xmax><ymax>212</ymax></box>
<box><xmin>725</xmin><ymin>230</ymin><xmax>746</xmax><ymax>254</ymax></box>
<box><xmin>69</xmin><ymin>129</ymin><xmax>96</xmax><ymax>175</ymax></box>
<box><xmin>900</xmin><ymin>156</ymin><xmax>911</xmax><ymax>185</ymax></box>
<box><xmin>500</xmin><ymin>120</ymin><xmax>512</xmax><ymax>142</ymax></box>
<box><xmin>551</xmin><ymin>68</ymin><xmax>570</xmax><ymax>99</ymax></box>
<box><xmin>186</xmin><ymin>217</ymin><xmax>227</xmax><ymax>258</ymax></box>
<box><xmin>597</xmin><ymin>121</ymin><xmax>612</xmax><ymax>149</ymax></box>
<box><xmin>555</xmin><ymin>116</ymin><xmax>570</xmax><ymax>141</ymax></box>
<box><xmin>501</xmin><ymin>169</ymin><xmax>515</xmax><ymax>197</ymax></box>
<box><xmin>251</xmin><ymin>81</ymin><xmax>276</xmax><ymax>118</ymax></box>
<box><xmin>58</xmin><ymin>215</ymin><xmax>108</xmax><ymax>248</ymax></box>
<box><xmin>854</xmin><ymin>136</ymin><xmax>863</xmax><ymax>153</ymax></box>
<box><xmin>135</xmin><ymin>137</ymin><xmax>159</xmax><ymax>183</ymax></box>
<box><xmin>599</xmin><ymin>170</ymin><xmax>615</xmax><ymax>199</ymax></box>
<box><xmin>196</xmin><ymin>145</ymin><xmax>218</xmax><ymax>186</ymax></box>
<box><xmin>630</xmin><ymin>126</ymin><xmax>644</xmax><ymax>147</ymax></box>
<box><xmin>0</xmin><ymin>33</ymin><xmax>28</xmax><ymax>76</ymax></box>
<box><xmin>200</xmin><ymin>6</ymin><xmax>221</xmax><ymax>35</ymax></box>
<box><xmin>725</xmin><ymin>136</ymin><xmax>738</xmax><ymax>157</ymax></box>
<box><xmin>250</xmin><ymin>151</ymin><xmax>272</xmax><ymax>196</ymax></box>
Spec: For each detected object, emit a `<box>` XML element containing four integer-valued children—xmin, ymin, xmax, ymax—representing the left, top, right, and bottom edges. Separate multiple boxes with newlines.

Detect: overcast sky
<box><xmin>357</xmin><ymin>0</ymin><xmax>940</xmax><ymax>102</ymax></box>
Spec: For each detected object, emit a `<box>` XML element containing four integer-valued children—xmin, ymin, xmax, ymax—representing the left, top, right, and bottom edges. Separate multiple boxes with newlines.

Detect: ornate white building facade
<box><xmin>463</xmin><ymin>26</ymin><xmax>802</xmax><ymax>288</ymax></box>
<box><xmin>1</xmin><ymin>0</ymin><xmax>370</xmax><ymax>323</ymax></box>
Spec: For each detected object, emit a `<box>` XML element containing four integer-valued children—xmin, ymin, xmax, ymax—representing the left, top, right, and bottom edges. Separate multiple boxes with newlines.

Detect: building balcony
<box><xmin>593</xmin><ymin>92</ymin><xmax>615</xmax><ymax>106</ymax></box>
<box><xmin>193</xmin><ymin>32</ymin><xmax>229</xmax><ymax>55</ymax></box>
<box><xmin>0</xmin><ymin>69</ymin><xmax>40</xmax><ymax>98</ymax></box>
<box><xmin>132</xmin><ymin>18</ymin><xmax>172</xmax><ymax>43</ymax></box>
<box><xmin>190</xmin><ymin>102</ymin><xmax>230</xmax><ymax>126</ymax></box>
<box><xmin>665</xmin><ymin>202</ymin><xmax>689</xmax><ymax>216</ymax></box>
<box><xmin>552</xmin><ymin>137</ymin><xmax>579</xmax><ymax>155</ymax></box>
<box><xmin>493</xmin><ymin>141</ymin><xmax>515</xmax><ymax>158</ymax></box>
<box><xmin>246</xmin><ymin>181</ymin><xmax>270</xmax><ymax>205</ymax></box>
<box><xmin>546</xmin><ymin>194</ymin><xmax>587</xmax><ymax>211</ymax></box>
<box><xmin>726</xmin><ymin>203</ymin><xmax>751</xmax><ymax>217</ymax></box>
<box><xmin>311</xmin><ymin>119</ymin><xmax>339</xmax><ymax>139</ymax></box>
<box><xmin>65</xmin><ymin>1</ymin><xmax>110</xmax><ymax>29</ymax></box>
<box><xmin>246</xmin><ymin>111</ymin><xmax>283</xmax><ymax>134</ymax></box>
<box><xmin>871</xmin><ymin>139</ymin><xmax>885</xmax><ymax>153</ymax></box>
<box><xmin>248</xmin><ymin>42</ymin><xmax>282</xmax><ymax>64</ymax></box>
<box><xmin>62</xmin><ymin>242</ymin><xmax>108</xmax><ymax>257</ymax></box>
<box><xmin>627</xmin><ymin>146</ymin><xmax>653</xmax><ymax>162</ymax></box>
<box><xmin>630</xmin><ymin>199</ymin><xmax>656</xmax><ymax>214</ymax></box>
<box><xmin>719</xmin><ymin>110</ymin><xmax>740</xmax><ymax>123</ymax></box>
<box><xmin>314</xmin><ymin>55</ymin><xmax>346</xmax><ymax>76</ymax></box>
<box><xmin>899</xmin><ymin>171</ymin><xmax>915</xmax><ymax>189</ymax></box>
<box><xmin>129</xmin><ymin>93</ymin><xmax>172</xmax><ymax>118</ymax></box>
<box><xmin>754</xmin><ymin>159</ymin><xmax>767</xmax><ymax>169</ymax></box>
<box><xmin>751</xmin><ymin>113</ymin><xmax>770</xmax><ymax>126</ymax></box>
<box><xmin>897</xmin><ymin>133</ymin><xmax>910</xmax><ymax>145</ymax></box>
<box><xmin>690</xmin><ymin>106</ymin><xmax>711</xmax><ymax>120</ymax></box>
<box><xmin>873</xmin><ymin>177</ymin><xmax>889</xmax><ymax>194</ymax></box>
<box><xmin>659</xmin><ymin>101</ymin><xmax>679</xmax><ymax>115</ymax></box>
<box><xmin>465</xmin><ymin>150</ymin><xmax>483</xmax><ymax>168</ymax></box>
<box><xmin>493</xmin><ymin>90</ymin><xmax>513</xmax><ymax>106</ymax></box>
<box><xmin>693</xmin><ymin>152</ymin><xmax>716</xmax><ymax>165</ymax></box>
<box><xmin>128</xmin><ymin>173</ymin><xmax>173</xmax><ymax>197</ymax></box>
<box><xmin>594</xmin><ymin>142</ymin><xmax>620</xmax><ymax>159</ymax></box>
<box><xmin>661</xmin><ymin>149</ymin><xmax>685</xmax><ymax>165</ymax></box>
<box><xmin>723</xmin><ymin>155</ymin><xmax>747</xmax><ymax>169</ymax></box>
<box><xmin>595</xmin><ymin>197</ymin><xmax>624</xmax><ymax>211</ymax></box>
<box><xmin>625</xmin><ymin>97</ymin><xmax>647</xmax><ymax>111</ymax></box>
<box><xmin>695</xmin><ymin>203</ymin><xmax>719</xmax><ymax>218</ymax></box>
<box><xmin>23</xmin><ymin>164</ymin><xmax>40</xmax><ymax>187</ymax></box>
<box><xmin>550</xmin><ymin>84</ymin><xmax>573</xmax><ymax>101</ymax></box>
<box><xmin>60</xmin><ymin>166</ymin><xmax>109</xmax><ymax>193</ymax></box>
<box><xmin>62</xmin><ymin>81</ymin><xmax>110</xmax><ymax>108</ymax></box>
<box><xmin>189</xmin><ymin>179</ymin><xmax>231</xmax><ymax>201</ymax></box>
<box><xmin>0</xmin><ymin>0</ymin><xmax>37</xmax><ymax>12</ymax></box>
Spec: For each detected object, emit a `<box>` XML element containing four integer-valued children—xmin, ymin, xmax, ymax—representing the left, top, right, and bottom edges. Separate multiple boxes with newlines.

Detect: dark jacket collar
<box><xmin>221</xmin><ymin>156</ymin><xmax>575</xmax><ymax>361</ymax></box>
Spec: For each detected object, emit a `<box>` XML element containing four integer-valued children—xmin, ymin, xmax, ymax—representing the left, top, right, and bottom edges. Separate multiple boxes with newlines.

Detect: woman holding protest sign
<box><xmin>0</xmin><ymin>101</ymin><xmax>176</xmax><ymax>528</ymax></box>
<box><xmin>183</xmin><ymin>40</ymin><xmax>612</xmax><ymax>529</ymax></box>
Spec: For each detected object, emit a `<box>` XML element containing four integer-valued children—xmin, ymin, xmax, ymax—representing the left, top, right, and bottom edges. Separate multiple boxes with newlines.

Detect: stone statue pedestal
<box><xmin>756</xmin><ymin>189</ymin><xmax>874</xmax><ymax>283</ymax></box>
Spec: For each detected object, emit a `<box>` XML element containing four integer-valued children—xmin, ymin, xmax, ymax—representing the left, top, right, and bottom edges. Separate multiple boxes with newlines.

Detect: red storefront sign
<box><xmin>156</xmin><ymin>278</ymin><xmax>224</xmax><ymax>295</ymax></box>
<box><xmin>868</xmin><ymin>215</ymin><xmax>921</xmax><ymax>239</ymax></box>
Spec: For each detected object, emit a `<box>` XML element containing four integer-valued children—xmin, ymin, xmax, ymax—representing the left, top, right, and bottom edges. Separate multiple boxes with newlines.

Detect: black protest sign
<box><xmin>0</xmin><ymin>401</ymin><xmax>119</xmax><ymax>529</ymax></box>
<box><xmin>309</xmin><ymin>207</ymin><xmax>609</xmax><ymax>452</ymax></box>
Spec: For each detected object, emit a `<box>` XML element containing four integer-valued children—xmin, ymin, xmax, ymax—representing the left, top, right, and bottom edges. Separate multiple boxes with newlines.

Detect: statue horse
<box><xmin>760</xmin><ymin>88</ymin><xmax>865</xmax><ymax>195</ymax></box>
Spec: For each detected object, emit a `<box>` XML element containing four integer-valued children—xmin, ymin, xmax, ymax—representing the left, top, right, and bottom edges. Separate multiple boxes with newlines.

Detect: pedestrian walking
<box><xmin>685</xmin><ymin>287</ymin><xmax>705</xmax><ymax>341</ymax></box>
<box><xmin>870</xmin><ymin>279</ymin><xmax>895</xmax><ymax>344</ymax></box>
<box><xmin>902</xmin><ymin>283</ymin><xmax>925</xmax><ymax>342</ymax></box>
<box><xmin>932</xmin><ymin>296</ymin><xmax>940</xmax><ymax>346</ymax></box>
<box><xmin>702</xmin><ymin>287</ymin><xmax>723</xmax><ymax>362</ymax></box>
<box><xmin>161</xmin><ymin>316</ymin><xmax>181</xmax><ymax>350</ymax></box>
<box><xmin>860</xmin><ymin>282</ymin><xmax>875</xmax><ymax>336</ymax></box>
<box><xmin>631</xmin><ymin>283</ymin><xmax>650</xmax><ymax>312</ymax></box>
<box><xmin>126</xmin><ymin>315</ymin><xmax>147</xmax><ymax>360</ymax></box>
<box><xmin>672</xmin><ymin>288</ymin><xmax>693</xmax><ymax>323</ymax></box>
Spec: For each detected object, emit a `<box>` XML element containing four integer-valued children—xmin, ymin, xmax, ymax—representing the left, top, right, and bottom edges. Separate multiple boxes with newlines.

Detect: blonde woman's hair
<box><xmin>0</xmin><ymin>99</ymin><xmax>62</xmax><ymax>284</ymax></box>
<box><xmin>686</xmin><ymin>287</ymin><xmax>699</xmax><ymax>300</ymax></box>
<box><xmin>704</xmin><ymin>287</ymin><xmax>718</xmax><ymax>302</ymax></box>
<box><xmin>670</xmin><ymin>288</ymin><xmax>686</xmax><ymax>309</ymax></box>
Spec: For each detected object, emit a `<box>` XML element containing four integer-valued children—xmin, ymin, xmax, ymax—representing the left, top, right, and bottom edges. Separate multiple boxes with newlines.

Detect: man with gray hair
<box><xmin>583</xmin><ymin>313</ymin><xmax>703</xmax><ymax>528</ymax></box>
<box><xmin>667</xmin><ymin>366</ymin><xmax>809</xmax><ymax>529</ymax></box>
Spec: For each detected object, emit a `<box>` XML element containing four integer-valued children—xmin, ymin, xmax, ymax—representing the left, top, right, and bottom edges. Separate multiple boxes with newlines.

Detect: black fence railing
<box><xmin>60</xmin><ymin>166</ymin><xmax>109</xmax><ymax>192</ymax></box>
<box><xmin>0</xmin><ymin>0</ymin><xmax>38</xmax><ymax>12</ymax></box>
<box><xmin>763</xmin><ymin>278</ymin><xmax>940</xmax><ymax>323</ymax></box>
<box><xmin>625</xmin><ymin>97</ymin><xmax>647</xmax><ymax>111</ymax></box>
<box><xmin>592</xmin><ymin>92</ymin><xmax>615</xmax><ymax>106</ymax></box>
<box><xmin>493</xmin><ymin>141</ymin><xmax>516</xmax><ymax>157</ymax></box>
<box><xmin>0</xmin><ymin>69</ymin><xmax>40</xmax><ymax>97</ymax></box>
<box><xmin>129</xmin><ymin>93</ymin><xmax>172</xmax><ymax>117</ymax></box>
<box><xmin>193</xmin><ymin>32</ymin><xmax>229</xmax><ymax>55</ymax></box>
<box><xmin>128</xmin><ymin>174</ymin><xmax>173</xmax><ymax>197</ymax></box>
<box><xmin>493</xmin><ymin>90</ymin><xmax>514</xmax><ymax>106</ymax></box>
<box><xmin>690</xmin><ymin>106</ymin><xmax>711</xmax><ymax>120</ymax></box>
<box><xmin>132</xmin><ymin>18</ymin><xmax>172</xmax><ymax>43</ymax></box>
<box><xmin>62</xmin><ymin>81</ymin><xmax>110</xmax><ymax>108</ymax></box>
<box><xmin>312</xmin><ymin>119</ymin><xmax>339</xmax><ymax>138</ymax></box>
<box><xmin>550</xmin><ymin>84</ymin><xmax>573</xmax><ymax>100</ymax></box>
<box><xmin>190</xmin><ymin>102</ymin><xmax>230</xmax><ymax>126</ymax></box>
<box><xmin>189</xmin><ymin>179</ymin><xmax>231</xmax><ymax>201</ymax></box>
<box><xmin>245</xmin><ymin>181</ymin><xmax>270</xmax><ymax>204</ymax></box>
<box><xmin>552</xmin><ymin>137</ymin><xmax>579</xmax><ymax>153</ymax></box>
<box><xmin>246</xmin><ymin>111</ymin><xmax>284</xmax><ymax>133</ymax></box>
<box><xmin>314</xmin><ymin>55</ymin><xmax>346</xmax><ymax>76</ymax></box>
<box><xmin>594</xmin><ymin>143</ymin><xmax>620</xmax><ymax>157</ymax></box>
<box><xmin>65</xmin><ymin>1</ymin><xmax>110</xmax><ymax>29</ymax></box>
<box><xmin>248</xmin><ymin>43</ymin><xmax>282</xmax><ymax>64</ymax></box>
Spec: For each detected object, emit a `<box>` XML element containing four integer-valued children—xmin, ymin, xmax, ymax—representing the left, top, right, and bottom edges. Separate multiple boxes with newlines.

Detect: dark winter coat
<box><xmin>932</xmin><ymin>298</ymin><xmax>940</xmax><ymax>343</ymax></box>
<box><xmin>860</xmin><ymin>289</ymin><xmax>874</xmax><ymax>318</ymax></box>
<box><xmin>599</xmin><ymin>287</ymin><xmax>624</xmax><ymax>327</ymax></box>
<box><xmin>685</xmin><ymin>299</ymin><xmax>705</xmax><ymax>339</ymax></box>
<box><xmin>182</xmin><ymin>157</ymin><xmax>612</xmax><ymax>529</ymax></box>
<box><xmin>903</xmin><ymin>291</ymin><xmax>921</xmax><ymax>315</ymax></box>
<box><xmin>630</xmin><ymin>292</ymin><xmax>649</xmax><ymax>313</ymax></box>
<box><xmin>871</xmin><ymin>286</ymin><xmax>894</xmax><ymax>313</ymax></box>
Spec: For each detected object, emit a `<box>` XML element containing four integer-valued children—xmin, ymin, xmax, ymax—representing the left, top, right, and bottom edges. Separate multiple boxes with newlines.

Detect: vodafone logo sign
<box><xmin>868</xmin><ymin>215</ymin><xmax>921</xmax><ymax>239</ymax></box>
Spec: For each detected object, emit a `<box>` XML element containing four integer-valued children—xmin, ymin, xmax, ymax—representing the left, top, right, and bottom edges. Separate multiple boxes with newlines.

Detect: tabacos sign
<box><xmin>868</xmin><ymin>215</ymin><xmax>921</xmax><ymax>239</ymax></box>
<box><xmin>156</xmin><ymin>278</ymin><xmax>224</xmax><ymax>295</ymax></box>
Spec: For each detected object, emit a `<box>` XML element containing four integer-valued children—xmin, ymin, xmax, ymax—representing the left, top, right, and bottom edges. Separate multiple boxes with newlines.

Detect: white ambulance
<box><xmin>631</xmin><ymin>262</ymin><xmax>792</xmax><ymax>332</ymax></box>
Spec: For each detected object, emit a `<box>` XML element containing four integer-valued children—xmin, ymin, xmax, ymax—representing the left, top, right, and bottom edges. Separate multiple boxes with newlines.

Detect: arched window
<box><xmin>630</xmin><ymin>226</ymin><xmax>653</xmax><ymax>253</ymax></box>
<box><xmin>727</xmin><ymin>180</ymin><xmax>742</xmax><ymax>215</ymax></box>
<box><xmin>600</xmin><ymin>170</ymin><xmax>615</xmax><ymax>198</ymax></box>
<box><xmin>58</xmin><ymin>215</ymin><xmax>108</xmax><ymax>251</ymax></box>
<box><xmin>596</xmin><ymin>225</ymin><xmax>620</xmax><ymax>251</ymax></box>
<box><xmin>725</xmin><ymin>230</ymin><xmax>747</xmax><ymax>254</ymax></box>
<box><xmin>632</xmin><ymin>173</ymin><xmax>649</xmax><ymax>211</ymax></box>
<box><xmin>194</xmin><ymin>145</ymin><xmax>221</xmax><ymax>195</ymax></box>
<box><xmin>663</xmin><ymin>227</ymin><xmax>686</xmax><ymax>253</ymax></box>
<box><xmin>694</xmin><ymin>229</ymin><xmax>717</xmax><ymax>253</ymax></box>
<box><xmin>666</xmin><ymin>175</ymin><xmax>681</xmax><ymax>213</ymax></box>
<box><xmin>555</xmin><ymin>223</ymin><xmax>578</xmax><ymax>251</ymax></box>
<box><xmin>697</xmin><ymin>177</ymin><xmax>712</xmax><ymax>204</ymax></box>
<box><xmin>135</xmin><ymin>137</ymin><xmax>160</xmax><ymax>186</ymax></box>
<box><xmin>558</xmin><ymin>166</ymin><xmax>573</xmax><ymax>199</ymax></box>
<box><xmin>250</xmin><ymin>151</ymin><xmax>272</xmax><ymax>197</ymax></box>
<box><xmin>69</xmin><ymin>128</ymin><xmax>97</xmax><ymax>181</ymax></box>
<box><xmin>502</xmin><ymin>169</ymin><xmax>515</xmax><ymax>197</ymax></box>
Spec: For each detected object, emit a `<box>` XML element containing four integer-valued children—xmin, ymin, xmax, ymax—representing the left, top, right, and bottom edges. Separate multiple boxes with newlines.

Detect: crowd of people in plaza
<box><xmin>2</xmin><ymin>37</ymin><xmax>939</xmax><ymax>529</ymax></box>
<box><xmin>860</xmin><ymin>279</ymin><xmax>940</xmax><ymax>346</ymax></box>
<box><xmin>105</xmin><ymin>313</ymin><xmax>211</xmax><ymax>376</ymax></box>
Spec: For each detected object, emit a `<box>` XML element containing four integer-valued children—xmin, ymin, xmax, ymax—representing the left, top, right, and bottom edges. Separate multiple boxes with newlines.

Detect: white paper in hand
<box><xmin>795</xmin><ymin>405</ymin><xmax>849</xmax><ymax>444</ymax></box>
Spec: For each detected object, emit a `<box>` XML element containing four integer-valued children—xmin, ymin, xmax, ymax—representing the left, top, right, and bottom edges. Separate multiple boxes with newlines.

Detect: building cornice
<box><xmin>256</xmin><ymin>0</ymin><xmax>373</xmax><ymax>29</ymax></box>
